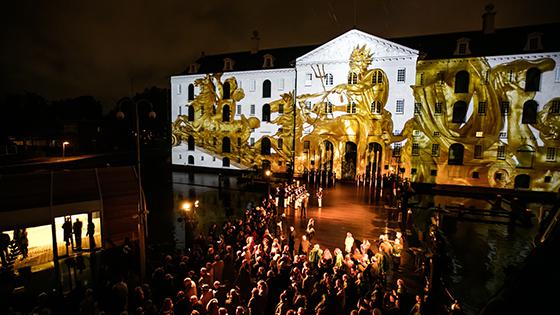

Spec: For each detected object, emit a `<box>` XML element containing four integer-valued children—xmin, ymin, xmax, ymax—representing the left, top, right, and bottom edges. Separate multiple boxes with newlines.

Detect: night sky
<box><xmin>1</xmin><ymin>0</ymin><xmax>558</xmax><ymax>110</ymax></box>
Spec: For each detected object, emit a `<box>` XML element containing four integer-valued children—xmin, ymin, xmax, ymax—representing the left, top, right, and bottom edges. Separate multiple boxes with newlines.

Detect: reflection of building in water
<box><xmin>0</xmin><ymin>166</ymin><xmax>140</xmax><ymax>292</ymax></box>
<box><xmin>170</xmin><ymin>7</ymin><xmax>559</xmax><ymax>191</ymax></box>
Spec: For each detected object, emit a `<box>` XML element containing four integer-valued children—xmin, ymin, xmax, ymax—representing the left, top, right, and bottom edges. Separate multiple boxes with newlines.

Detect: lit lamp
<box><xmin>62</xmin><ymin>141</ymin><xmax>70</xmax><ymax>158</ymax></box>
<box><xmin>181</xmin><ymin>200</ymin><xmax>199</xmax><ymax>249</ymax></box>
<box><xmin>115</xmin><ymin>97</ymin><xmax>156</xmax><ymax>281</ymax></box>
<box><xmin>264</xmin><ymin>170</ymin><xmax>272</xmax><ymax>200</ymax></box>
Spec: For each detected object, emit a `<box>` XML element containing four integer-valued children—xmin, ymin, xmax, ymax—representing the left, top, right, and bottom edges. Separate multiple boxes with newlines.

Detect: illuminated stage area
<box><xmin>171</xmin><ymin>22</ymin><xmax>560</xmax><ymax>192</ymax></box>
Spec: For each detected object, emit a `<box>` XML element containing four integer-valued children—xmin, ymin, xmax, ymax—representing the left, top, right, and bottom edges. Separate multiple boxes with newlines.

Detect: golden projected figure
<box><xmin>411</xmin><ymin>57</ymin><xmax>558</xmax><ymax>190</ymax></box>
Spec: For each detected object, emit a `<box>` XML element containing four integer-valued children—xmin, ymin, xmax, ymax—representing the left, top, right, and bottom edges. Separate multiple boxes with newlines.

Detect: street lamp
<box><xmin>264</xmin><ymin>170</ymin><xmax>272</xmax><ymax>200</ymax></box>
<box><xmin>62</xmin><ymin>141</ymin><xmax>70</xmax><ymax>158</ymax></box>
<box><xmin>180</xmin><ymin>200</ymin><xmax>199</xmax><ymax>250</ymax></box>
<box><xmin>116</xmin><ymin>97</ymin><xmax>156</xmax><ymax>281</ymax></box>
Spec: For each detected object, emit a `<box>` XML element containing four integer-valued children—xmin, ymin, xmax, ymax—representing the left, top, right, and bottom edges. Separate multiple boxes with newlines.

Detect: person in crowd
<box><xmin>73</xmin><ymin>218</ymin><xmax>83</xmax><ymax>251</ymax></box>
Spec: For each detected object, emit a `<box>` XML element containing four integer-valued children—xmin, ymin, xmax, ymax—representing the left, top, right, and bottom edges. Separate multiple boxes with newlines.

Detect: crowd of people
<box><xmin>15</xmin><ymin>176</ymin><xmax>464</xmax><ymax>315</ymax></box>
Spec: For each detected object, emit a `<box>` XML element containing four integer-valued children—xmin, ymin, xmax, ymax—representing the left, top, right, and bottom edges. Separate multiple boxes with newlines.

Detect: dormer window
<box><xmin>454</xmin><ymin>38</ymin><xmax>471</xmax><ymax>56</ymax></box>
<box><xmin>223</xmin><ymin>58</ymin><xmax>234</xmax><ymax>71</ymax></box>
<box><xmin>188</xmin><ymin>63</ymin><xmax>200</xmax><ymax>74</ymax></box>
<box><xmin>524</xmin><ymin>32</ymin><xmax>543</xmax><ymax>51</ymax></box>
<box><xmin>263</xmin><ymin>54</ymin><xmax>274</xmax><ymax>68</ymax></box>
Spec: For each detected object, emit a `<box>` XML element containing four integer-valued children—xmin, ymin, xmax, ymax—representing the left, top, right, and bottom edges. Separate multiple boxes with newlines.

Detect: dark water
<box><xmin>428</xmin><ymin>196</ymin><xmax>539</xmax><ymax>315</ymax></box>
<box><xmin>146</xmin><ymin>172</ymin><xmax>542</xmax><ymax>315</ymax></box>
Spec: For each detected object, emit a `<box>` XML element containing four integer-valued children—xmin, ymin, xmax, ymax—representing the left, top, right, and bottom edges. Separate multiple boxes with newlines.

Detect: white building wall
<box><xmin>170</xmin><ymin>69</ymin><xmax>295</xmax><ymax>169</ymax></box>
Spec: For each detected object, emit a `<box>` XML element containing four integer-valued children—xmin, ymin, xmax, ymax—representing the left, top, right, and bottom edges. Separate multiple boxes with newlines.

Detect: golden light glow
<box><xmin>181</xmin><ymin>202</ymin><xmax>192</xmax><ymax>212</ymax></box>
<box><xmin>172</xmin><ymin>45</ymin><xmax>559</xmax><ymax>191</ymax></box>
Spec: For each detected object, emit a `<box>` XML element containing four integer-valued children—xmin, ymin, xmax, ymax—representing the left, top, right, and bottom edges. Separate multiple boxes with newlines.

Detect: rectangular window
<box><xmin>177</xmin><ymin>84</ymin><xmax>182</xmax><ymax>95</ymax></box>
<box><xmin>304</xmin><ymin>141</ymin><xmax>310</xmax><ymax>150</ymax></box>
<box><xmin>396</xmin><ymin>99</ymin><xmax>404</xmax><ymax>114</ymax></box>
<box><xmin>237</xmin><ymin>104</ymin><xmax>242</xmax><ymax>115</ymax></box>
<box><xmin>499</xmin><ymin>131</ymin><xmax>507</xmax><ymax>139</ymax></box>
<box><xmin>508</xmin><ymin>70</ymin><xmax>514</xmax><ymax>82</ymax></box>
<box><xmin>306</xmin><ymin>101</ymin><xmax>312</xmax><ymax>110</ymax></box>
<box><xmin>474</xmin><ymin>145</ymin><xmax>483</xmax><ymax>159</ymax></box>
<box><xmin>433</xmin><ymin>131</ymin><xmax>440</xmax><ymax>137</ymax></box>
<box><xmin>305</xmin><ymin>73</ymin><xmax>313</xmax><ymax>86</ymax></box>
<box><xmin>435</xmin><ymin>102</ymin><xmax>442</xmax><ymax>115</ymax></box>
<box><xmin>430</xmin><ymin>169</ymin><xmax>438</xmax><ymax>176</ymax></box>
<box><xmin>250</xmin><ymin>80</ymin><xmax>256</xmax><ymax>92</ymax></box>
<box><xmin>250</xmin><ymin>138</ymin><xmax>255</xmax><ymax>146</ymax></box>
<box><xmin>394</xmin><ymin>130</ymin><xmax>401</xmax><ymax>135</ymax></box>
<box><xmin>201</xmin><ymin>106</ymin><xmax>204</xmax><ymax>115</ymax></box>
<box><xmin>550</xmin><ymin>101</ymin><xmax>560</xmax><ymax>114</ymax></box>
<box><xmin>411</xmin><ymin>168</ymin><xmax>417</xmax><ymax>175</ymax></box>
<box><xmin>278</xmin><ymin>138</ymin><xmax>283</xmax><ymax>150</ymax></box>
<box><xmin>250</xmin><ymin>104</ymin><xmax>255</xmax><ymax>115</ymax></box>
<box><xmin>278</xmin><ymin>78</ymin><xmax>285</xmax><ymax>90</ymax></box>
<box><xmin>237</xmin><ymin>138</ymin><xmax>241</xmax><ymax>147</ymax></box>
<box><xmin>326</xmin><ymin>102</ymin><xmax>333</xmax><ymax>114</ymax></box>
<box><xmin>393</xmin><ymin>143</ymin><xmax>402</xmax><ymax>156</ymax></box>
<box><xmin>431</xmin><ymin>143</ymin><xmax>440</xmax><ymax>157</ymax></box>
<box><xmin>279</xmin><ymin>104</ymin><xmax>284</xmax><ymax>114</ymax></box>
<box><xmin>414</xmin><ymin>103</ymin><xmax>422</xmax><ymax>115</ymax></box>
<box><xmin>501</xmin><ymin>101</ymin><xmax>510</xmax><ymax>116</ymax></box>
<box><xmin>179</xmin><ymin>106</ymin><xmax>182</xmax><ymax>116</ymax></box>
<box><xmin>497</xmin><ymin>145</ymin><xmax>506</xmax><ymax>160</ymax></box>
<box><xmin>278</xmin><ymin>160</ymin><xmax>283</xmax><ymax>166</ymax></box>
<box><xmin>412</xmin><ymin>143</ymin><xmax>420</xmax><ymax>156</ymax></box>
<box><xmin>238</xmin><ymin>80</ymin><xmax>243</xmax><ymax>89</ymax></box>
<box><xmin>478</xmin><ymin>102</ymin><xmax>487</xmax><ymax>115</ymax></box>
<box><xmin>397</xmin><ymin>68</ymin><xmax>406</xmax><ymax>82</ymax></box>
<box><xmin>472</xmin><ymin>171</ymin><xmax>480</xmax><ymax>179</ymax></box>
<box><xmin>417</xmin><ymin>73</ymin><xmax>424</xmax><ymax>85</ymax></box>
<box><xmin>437</xmin><ymin>71</ymin><xmax>445</xmax><ymax>84</ymax></box>
<box><xmin>546</xmin><ymin>147</ymin><xmax>557</xmax><ymax>161</ymax></box>
<box><xmin>556</xmin><ymin>67</ymin><xmax>560</xmax><ymax>83</ymax></box>
<box><xmin>476</xmin><ymin>131</ymin><xmax>483</xmax><ymax>138</ymax></box>
<box><xmin>413</xmin><ymin>130</ymin><xmax>421</xmax><ymax>137</ymax></box>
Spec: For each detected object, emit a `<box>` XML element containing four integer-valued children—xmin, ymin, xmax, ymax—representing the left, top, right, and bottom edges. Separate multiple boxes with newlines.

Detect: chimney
<box><xmin>482</xmin><ymin>4</ymin><xmax>496</xmax><ymax>34</ymax></box>
<box><xmin>251</xmin><ymin>30</ymin><xmax>260</xmax><ymax>54</ymax></box>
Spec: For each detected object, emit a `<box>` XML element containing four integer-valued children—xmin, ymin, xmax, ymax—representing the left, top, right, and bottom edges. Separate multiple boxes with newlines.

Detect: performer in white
<box><xmin>344</xmin><ymin>232</ymin><xmax>354</xmax><ymax>254</ymax></box>
<box><xmin>316</xmin><ymin>187</ymin><xmax>323</xmax><ymax>208</ymax></box>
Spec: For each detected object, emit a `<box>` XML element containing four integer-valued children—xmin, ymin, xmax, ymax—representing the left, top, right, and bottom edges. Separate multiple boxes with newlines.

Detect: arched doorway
<box><xmin>261</xmin><ymin>137</ymin><xmax>271</xmax><ymax>155</ymax></box>
<box><xmin>188</xmin><ymin>105</ymin><xmax>195</xmax><ymax>121</ymax></box>
<box><xmin>187</xmin><ymin>135</ymin><xmax>195</xmax><ymax>151</ymax></box>
<box><xmin>514</xmin><ymin>174</ymin><xmax>530</xmax><ymax>189</ymax></box>
<box><xmin>222</xmin><ymin>105</ymin><xmax>231</xmax><ymax>122</ymax></box>
<box><xmin>516</xmin><ymin>145</ymin><xmax>535</xmax><ymax>168</ymax></box>
<box><xmin>448</xmin><ymin>143</ymin><xmax>464</xmax><ymax>165</ymax></box>
<box><xmin>223</xmin><ymin>82</ymin><xmax>231</xmax><ymax>99</ymax></box>
<box><xmin>262</xmin><ymin>104</ymin><xmax>271</xmax><ymax>122</ymax></box>
<box><xmin>222</xmin><ymin>137</ymin><xmax>231</xmax><ymax>153</ymax></box>
<box><xmin>452</xmin><ymin>101</ymin><xmax>467</xmax><ymax>123</ymax></box>
<box><xmin>342</xmin><ymin>141</ymin><xmax>357</xmax><ymax>180</ymax></box>
<box><xmin>522</xmin><ymin>100</ymin><xmax>538</xmax><ymax>124</ymax></box>
<box><xmin>322</xmin><ymin>141</ymin><xmax>334</xmax><ymax>172</ymax></box>
<box><xmin>188</xmin><ymin>155</ymin><xmax>194</xmax><ymax>165</ymax></box>
<box><xmin>222</xmin><ymin>157</ymin><xmax>230</xmax><ymax>167</ymax></box>
<box><xmin>366</xmin><ymin>142</ymin><xmax>383</xmax><ymax>182</ymax></box>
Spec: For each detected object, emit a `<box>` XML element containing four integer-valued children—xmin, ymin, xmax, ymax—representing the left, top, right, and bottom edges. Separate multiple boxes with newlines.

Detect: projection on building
<box><xmin>172</xmin><ymin>32</ymin><xmax>559</xmax><ymax>192</ymax></box>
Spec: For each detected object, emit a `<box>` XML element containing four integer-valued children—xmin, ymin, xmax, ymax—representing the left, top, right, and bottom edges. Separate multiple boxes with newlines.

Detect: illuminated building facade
<box><xmin>171</xmin><ymin>19</ymin><xmax>560</xmax><ymax>191</ymax></box>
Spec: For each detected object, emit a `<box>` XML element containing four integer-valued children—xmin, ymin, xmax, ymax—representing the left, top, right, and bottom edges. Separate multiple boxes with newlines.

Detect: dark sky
<box><xmin>1</xmin><ymin>0</ymin><xmax>558</xmax><ymax>110</ymax></box>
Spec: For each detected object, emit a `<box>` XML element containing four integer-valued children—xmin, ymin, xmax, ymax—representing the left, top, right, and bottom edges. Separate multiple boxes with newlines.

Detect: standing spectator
<box><xmin>63</xmin><ymin>216</ymin><xmax>73</xmax><ymax>251</ymax></box>
<box><xmin>73</xmin><ymin>218</ymin><xmax>83</xmax><ymax>251</ymax></box>
<box><xmin>87</xmin><ymin>219</ymin><xmax>96</xmax><ymax>249</ymax></box>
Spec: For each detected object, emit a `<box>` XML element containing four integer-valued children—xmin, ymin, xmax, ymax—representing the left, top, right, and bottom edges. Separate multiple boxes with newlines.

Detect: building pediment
<box><xmin>296</xmin><ymin>29</ymin><xmax>418</xmax><ymax>65</ymax></box>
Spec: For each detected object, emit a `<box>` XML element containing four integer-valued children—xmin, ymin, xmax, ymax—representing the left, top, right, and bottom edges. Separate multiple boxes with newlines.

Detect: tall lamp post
<box><xmin>62</xmin><ymin>141</ymin><xmax>70</xmax><ymax>158</ymax></box>
<box><xmin>116</xmin><ymin>98</ymin><xmax>156</xmax><ymax>281</ymax></box>
<box><xmin>265</xmin><ymin>170</ymin><xmax>272</xmax><ymax>200</ymax></box>
<box><xmin>181</xmin><ymin>200</ymin><xmax>199</xmax><ymax>250</ymax></box>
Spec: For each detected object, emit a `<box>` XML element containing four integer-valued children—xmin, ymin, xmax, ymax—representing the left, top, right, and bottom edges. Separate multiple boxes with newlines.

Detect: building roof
<box><xmin>392</xmin><ymin>23</ymin><xmax>560</xmax><ymax>60</ymax></box>
<box><xmin>176</xmin><ymin>23</ymin><xmax>560</xmax><ymax>76</ymax></box>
